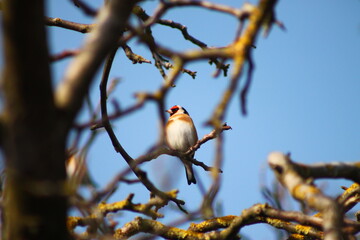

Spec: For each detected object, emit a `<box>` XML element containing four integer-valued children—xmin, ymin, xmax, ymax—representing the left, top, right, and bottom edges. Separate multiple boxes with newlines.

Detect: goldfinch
<box><xmin>165</xmin><ymin>105</ymin><xmax>198</xmax><ymax>185</ymax></box>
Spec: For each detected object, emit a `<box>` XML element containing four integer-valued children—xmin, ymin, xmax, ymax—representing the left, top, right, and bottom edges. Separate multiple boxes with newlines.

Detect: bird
<box><xmin>165</xmin><ymin>105</ymin><xmax>198</xmax><ymax>185</ymax></box>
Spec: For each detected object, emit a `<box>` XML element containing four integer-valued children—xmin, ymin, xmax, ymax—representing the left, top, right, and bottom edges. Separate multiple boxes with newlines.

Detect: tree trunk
<box><xmin>2</xmin><ymin>0</ymin><xmax>68</xmax><ymax>239</ymax></box>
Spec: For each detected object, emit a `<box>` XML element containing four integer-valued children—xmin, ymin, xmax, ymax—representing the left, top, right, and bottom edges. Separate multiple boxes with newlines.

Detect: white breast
<box><xmin>166</xmin><ymin>118</ymin><xmax>197</xmax><ymax>152</ymax></box>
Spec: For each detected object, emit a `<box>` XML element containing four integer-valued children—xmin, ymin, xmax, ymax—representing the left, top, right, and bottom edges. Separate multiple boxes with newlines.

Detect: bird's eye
<box><xmin>172</xmin><ymin>107</ymin><xmax>179</xmax><ymax>113</ymax></box>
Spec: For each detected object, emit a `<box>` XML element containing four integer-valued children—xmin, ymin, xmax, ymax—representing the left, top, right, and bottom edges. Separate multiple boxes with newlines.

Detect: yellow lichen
<box><xmin>295</xmin><ymin>225</ymin><xmax>312</xmax><ymax>235</ymax></box>
<box><xmin>67</xmin><ymin>216</ymin><xmax>82</xmax><ymax>230</ymax></box>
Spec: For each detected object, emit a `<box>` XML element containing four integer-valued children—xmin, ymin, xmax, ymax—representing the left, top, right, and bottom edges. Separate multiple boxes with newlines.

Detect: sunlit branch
<box><xmin>45</xmin><ymin>17</ymin><xmax>93</xmax><ymax>33</ymax></box>
<box><xmin>339</xmin><ymin>183</ymin><xmax>360</xmax><ymax>213</ymax></box>
<box><xmin>122</xmin><ymin>44</ymin><xmax>152</xmax><ymax>64</ymax></box>
<box><xmin>113</xmin><ymin>203</ymin><xmax>329</xmax><ymax>240</ymax></box>
<box><xmin>209</xmin><ymin>0</ymin><xmax>279</xmax><ymax>127</ymax></box>
<box><xmin>268</xmin><ymin>152</ymin><xmax>344</xmax><ymax>240</ymax></box>
<box><xmin>68</xmin><ymin>192</ymin><xmax>172</xmax><ymax>233</ymax></box>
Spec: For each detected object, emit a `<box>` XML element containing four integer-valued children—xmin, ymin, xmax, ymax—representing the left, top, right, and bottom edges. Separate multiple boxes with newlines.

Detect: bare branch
<box><xmin>268</xmin><ymin>152</ymin><xmax>344</xmax><ymax>240</ymax></box>
<box><xmin>339</xmin><ymin>183</ymin><xmax>360</xmax><ymax>213</ymax></box>
<box><xmin>55</xmin><ymin>0</ymin><xmax>137</xmax><ymax>126</ymax></box>
<box><xmin>133</xmin><ymin>5</ymin><xmax>207</xmax><ymax>48</ymax></box>
<box><xmin>115</xmin><ymin>216</ymin><xmax>220</xmax><ymax>240</ymax></box>
<box><xmin>50</xmin><ymin>49</ymin><xmax>80</xmax><ymax>62</ymax></box>
<box><xmin>113</xmin><ymin>204</ymin><xmax>330</xmax><ymax>240</ymax></box>
<box><xmin>296</xmin><ymin>161</ymin><xmax>360</xmax><ymax>183</ymax></box>
<box><xmin>122</xmin><ymin>44</ymin><xmax>152</xmax><ymax>64</ymax></box>
<box><xmin>157</xmin><ymin>0</ymin><xmax>247</xmax><ymax>19</ymax></box>
<box><xmin>209</xmin><ymin>0</ymin><xmax>278</xmax><ymax>127</ymax></box>
<box><xmin>45</xmin><ymin>17</ymin><xmax>93</xmax><ymax>33</ymax></box>
<box><xmin>187</xmin><ymin>123</ymin><xmax>232</xmax><ymax>155</ymax></box>
<box><xmin>240</xmin><ymin>50</ymin><xmax>254</xmax><ymax>115</ymax></box>
<box><xmin>192</xmin><ymin>204</ymin><xmax>325</xmax><ymax>239</ymax></box>
<box><xmin>71</xmin><ymin>0</ymin><xmax>98</xmax><ymax>16</ymax></box>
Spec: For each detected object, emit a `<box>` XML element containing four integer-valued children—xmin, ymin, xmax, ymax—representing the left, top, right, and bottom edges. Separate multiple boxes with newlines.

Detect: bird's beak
<box><xmin>165</xmin><ymin>109</ymin><xmax>172</xmax><ymax>114</ymax></box>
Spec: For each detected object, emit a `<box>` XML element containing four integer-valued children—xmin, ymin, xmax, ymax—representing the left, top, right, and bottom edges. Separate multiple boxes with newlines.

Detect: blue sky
<box><xmin>2</xmin><ymin>0</ymin><xmax>360</xmax><ymax>239</ymax></box>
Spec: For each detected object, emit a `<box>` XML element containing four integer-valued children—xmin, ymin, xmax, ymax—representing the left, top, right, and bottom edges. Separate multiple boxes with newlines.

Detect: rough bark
<box><xmin>2</xmin><ymin>0</ymin><xmax>68</xmax><ymax>239</ymax></box>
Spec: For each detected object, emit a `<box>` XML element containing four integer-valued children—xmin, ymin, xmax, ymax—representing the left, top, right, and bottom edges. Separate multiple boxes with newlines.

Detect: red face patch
<box><xmin>170</xmin><ymin>105</ymin><xmax>180</xmax><ymax>114</ymax></box>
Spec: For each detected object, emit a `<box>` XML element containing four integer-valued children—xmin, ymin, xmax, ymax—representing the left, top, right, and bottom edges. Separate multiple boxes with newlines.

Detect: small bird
<box><xmin>165</xmin><ymin>105</ymin><xmax>198</xmax><ymax>185</ymax></box>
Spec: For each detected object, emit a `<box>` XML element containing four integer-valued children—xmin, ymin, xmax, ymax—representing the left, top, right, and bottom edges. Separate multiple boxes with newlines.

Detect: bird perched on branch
<box><xmin>165</xmin><ymin>105</ymin><xmax>198</xmax><ymax>185</ymax></box>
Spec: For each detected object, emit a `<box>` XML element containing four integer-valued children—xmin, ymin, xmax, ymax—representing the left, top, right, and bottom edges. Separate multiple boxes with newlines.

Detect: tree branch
<box><xmin>71</xmin><ymin>0</ymin><xmax>97</xmax><ymax>16</ymax></box>
<box><xmin>209</xmin><ymin>0</ymin><xmax>278</xmax><ymax>127</ymax></box>
<box><xmin>50</xmin><ymin>49</ymin><xmax>80</xmax><ymax>62</ymax></box>
<box><xmin>268</xmin><ymin>152</ymin><xmax>344</xmax><ymax>240</ymax></box>
<box><xmin>45</xmin><ymin>17</ymin><xmax>93</xmax><ymax>33</ymax></box>
<box><xmin>54</xmin><ymin>0</ymin><xmax>137</xmax><ymax>127</ymax></box>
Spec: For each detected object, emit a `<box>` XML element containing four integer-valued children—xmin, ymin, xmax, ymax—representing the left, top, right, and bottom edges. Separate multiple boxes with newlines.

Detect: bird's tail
<box><xmin>183</xmin><ymin>160</ymin><xmax>196</xmax><ymax>185</ymax></box>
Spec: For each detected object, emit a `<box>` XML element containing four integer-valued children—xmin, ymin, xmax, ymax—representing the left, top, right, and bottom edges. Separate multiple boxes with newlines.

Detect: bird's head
<box><xmin>166</xmin><ymin>105</ymin><xmax>189</xmax><ymax>116</ymax></box>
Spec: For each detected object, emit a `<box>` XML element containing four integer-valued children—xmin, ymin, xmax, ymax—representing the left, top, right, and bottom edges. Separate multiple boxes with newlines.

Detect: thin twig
<box><xmin>240</xmin><ymin>50</ymin><xmax>254</xmax><ymax>115</ymax></box>
<box><xmin>71</xmin><ymin>0</ymin><xmax>98</xmax><ymax>16</ymax></box>
<box><xmin>45</xmin><ymin>17</ymin><xmax>93</xmax><ymax>33</ymax></box>
<box><xmin>122</xmin><ymin>44</ymin><xmax>152</xmax><ymax>64</ymax></box>
<box><xmin>50</xmin><ymin>49</ymin><xmax>80</xmax><ymax>62</ymax></box>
